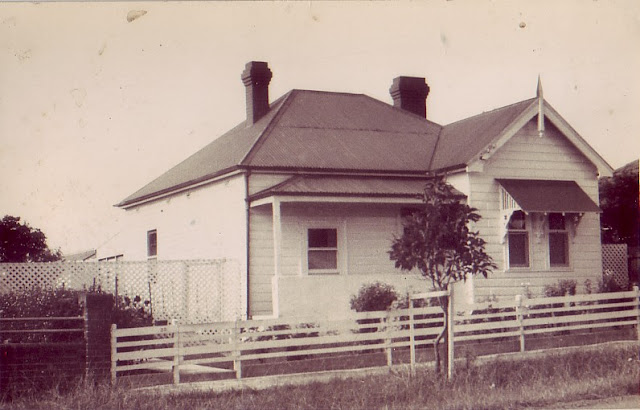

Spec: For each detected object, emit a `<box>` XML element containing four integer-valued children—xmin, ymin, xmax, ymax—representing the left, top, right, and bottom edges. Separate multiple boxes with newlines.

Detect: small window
<box><xmin>307</xmin><ymin>228</ymin><xmax>338</xmax><ymax>274</ymax></box>
<box><xmin>507</xmin><ymin>211</ymin><xmax>529</xmax><ymax>268</ymax></box>
<box><xmin>548</xmin><ymin>213</ymin><xmax>569</xmax><ymax>266</ymax></box>
<box><xmin>147</xmin><ymin>230</ymin><xmax>157</xmax><ymax>258</ymax></box>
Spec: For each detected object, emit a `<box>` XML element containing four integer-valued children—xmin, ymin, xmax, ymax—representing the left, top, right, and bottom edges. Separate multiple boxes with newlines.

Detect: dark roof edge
<box><xmin>245</xmin><ymin>165</ymin><xmax>432</xmax><ymax>175</ymax></box>
<box><xmin>249</xmin><ymin>190</ymin><xmax>425</xmax><ymax>203</ymax></box>
<box><xmin>116</xmin><ymin>165</ymin><xmax>243</xmax><ymax>208</ymax></box>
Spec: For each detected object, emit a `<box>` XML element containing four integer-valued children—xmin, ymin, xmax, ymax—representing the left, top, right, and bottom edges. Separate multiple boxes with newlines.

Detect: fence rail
<box><xmin>112</xmin><ymin>287</ymin><xmax>640</xmax><ymax>384</ymax></box>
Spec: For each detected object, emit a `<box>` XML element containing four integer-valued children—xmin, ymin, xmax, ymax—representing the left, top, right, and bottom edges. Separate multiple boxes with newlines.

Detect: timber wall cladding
<box><xmin>602</xmin><ymin>243</ymin><xmax>629</xmax><ymax>288</ymax></box>
<box><xmin>0</xmin><ymin>259</ymin><xmax>243</xmax><ymax>324</ymax></box>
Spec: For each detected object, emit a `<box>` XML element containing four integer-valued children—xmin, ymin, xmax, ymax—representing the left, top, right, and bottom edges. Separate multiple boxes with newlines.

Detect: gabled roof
<box><xmin>118</xmin><ymin>90</ymin><xmax>442</xmax><ymax>207</ymax></box>
<box><xmin>431</xmin><ymin>99</ymin><xmax>537</xmax><ymax>170</ymax></box>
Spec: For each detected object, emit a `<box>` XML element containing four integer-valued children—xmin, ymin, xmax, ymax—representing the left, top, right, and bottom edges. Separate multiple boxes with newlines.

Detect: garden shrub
<box><xmin>350</xmin><ymin>282</ymin><xmax>400</xmax><ymax>312</ymax></box>
<box><xmin>543</xmin><ymin>279</ymin><xmax>577</xmax><ymax>297</ymax></box>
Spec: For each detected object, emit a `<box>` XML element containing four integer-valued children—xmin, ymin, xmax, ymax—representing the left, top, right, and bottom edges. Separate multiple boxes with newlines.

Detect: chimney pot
<box><xmin>241</xmin><ymin>61</ymin><xmax>273</xmax><ymax>124</ymax></box>
<box><xmin>389</xmin><ymin>76</ymin><xmax>430</xmax><ymax>118</ymax></box>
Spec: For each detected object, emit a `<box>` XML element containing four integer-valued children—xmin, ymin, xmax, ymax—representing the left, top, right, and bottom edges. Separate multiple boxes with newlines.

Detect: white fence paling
<box><xmin>111</xmin><ymin>287</ymin><xmax>640</xmax><ymax>384</ymax></box>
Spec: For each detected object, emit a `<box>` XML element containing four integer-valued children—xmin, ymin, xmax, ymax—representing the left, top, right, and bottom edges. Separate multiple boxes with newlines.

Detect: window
<box><xmin>548</xmin><ymin>213</ymin><xmax>569</xmax><ymax>267</ymax></box>
<box><xmin>307</xmin><ymin>228</ymin><xmax>338</xmax><ymax>274</ymax></box>
<box><xmin>147</xmin><ymin>230</ymin><xmax>157</xmax><ymax>258</ymax></box>
<box><xmin>507</xmin><ymin>211</ymin><xmax>529</xmax><ymax>268</ymax></box>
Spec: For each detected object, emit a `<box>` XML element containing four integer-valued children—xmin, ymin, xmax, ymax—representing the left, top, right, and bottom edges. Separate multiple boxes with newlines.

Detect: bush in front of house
<box><xmin>543</xmin><ymin>279</ymin><xmax>577</xmax><ymax>297</ymax></box>
<box><xmin>349</xmin><ymin>282</ymin><xmax>400</xmax><ymax>312</ymax></box>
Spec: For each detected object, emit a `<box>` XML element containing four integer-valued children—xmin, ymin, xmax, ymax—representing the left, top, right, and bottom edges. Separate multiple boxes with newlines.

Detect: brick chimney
<box><xmin>389</xmin><ymin>76</ymin><xmax>430</xmax><ymax>118</ymax></box>
<box><xmin>241</xmin><ymin>61</ymin><xmax>273</xmax><ymax>125</ymax></box>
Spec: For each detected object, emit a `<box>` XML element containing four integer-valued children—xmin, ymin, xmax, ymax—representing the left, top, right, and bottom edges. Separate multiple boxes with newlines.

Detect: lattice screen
<box><xmin>602</xmin><ymin>244</ymin><xmax>629</xmax><ymax>288</ymax></box>
<box><xmin>0</xmin><ymin>259</ymin><xmax>242</xmax><ymax>323</ymax></box>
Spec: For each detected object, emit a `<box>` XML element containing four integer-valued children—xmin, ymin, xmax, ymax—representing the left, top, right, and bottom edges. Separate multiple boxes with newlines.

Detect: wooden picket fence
<box><xmin>111</xmin><ymin>288</ymin><xmax>640</xmax><ymax>385</ymax></box>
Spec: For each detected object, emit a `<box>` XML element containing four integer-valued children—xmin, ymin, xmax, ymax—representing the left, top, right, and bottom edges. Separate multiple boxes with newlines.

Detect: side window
<box><xmin>147</xmin><ymin>229</ymin><xmax>157</xmax><ymax>258</ymax></box>
<box><xmin>548</xmin><ymin>213</ymin><xmax>569</xmax><ymax>267</ymax></box>
<box><xmin>307</xmin><ymin>228</ymin><xmax>338</xmax><ymax>274</ymax></box>
<box><xmin>507</xmin><ymin>211</ymin><xmax>529</xmax><ymax>268</ymax></box>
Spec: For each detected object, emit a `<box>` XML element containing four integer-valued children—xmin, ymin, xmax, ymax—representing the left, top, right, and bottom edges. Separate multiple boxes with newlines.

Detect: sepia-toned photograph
<box><xmin>1</xmin><ymin>1</ymin><xmax>638</xmax><ymax>408</ymax></box>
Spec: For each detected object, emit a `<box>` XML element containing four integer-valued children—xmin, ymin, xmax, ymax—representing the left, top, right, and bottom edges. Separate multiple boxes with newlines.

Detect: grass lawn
<box><xmin>2</xmin><ymin>342</ymin><xmax>638</xmax><ymax>409</ymax></box>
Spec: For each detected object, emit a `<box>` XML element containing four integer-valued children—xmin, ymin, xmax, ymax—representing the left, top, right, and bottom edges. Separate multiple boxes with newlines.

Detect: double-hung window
<box><xmin>507</xmin><ymin>211</ymin><xmax>529</xmax><ymax>268</ymax></box>
<box><xmin>307</xmin><ymin>228</ymin><xmax>338</xmax><ymax>274</ymax></box>
<box><xmin>548</xmin><ymin>213</ymin><xmax>569</xmax><ymax>267</ymax></box>
<box><xmin>147</xmin><ymin>229</ymin><xmax>158</xmax><ymax>258</ymax></box>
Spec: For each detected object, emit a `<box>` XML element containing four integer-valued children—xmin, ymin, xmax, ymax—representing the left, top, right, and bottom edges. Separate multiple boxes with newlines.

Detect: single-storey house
<box><xmin>104</xmin><ymin>61</ymin><xmax>613</xmax><ymax>319</ymax></box>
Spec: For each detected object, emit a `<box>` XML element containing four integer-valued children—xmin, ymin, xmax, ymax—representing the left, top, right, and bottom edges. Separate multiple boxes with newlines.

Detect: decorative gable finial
<box><xmin>537</xmin><ymin>75</ymin><xmax>545</xmax><ymax>137</ymax></box>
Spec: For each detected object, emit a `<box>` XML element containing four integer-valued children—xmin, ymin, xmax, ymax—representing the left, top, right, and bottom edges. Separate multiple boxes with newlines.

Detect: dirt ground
<box><xmin>554</xmin><ymin>395</ymin><xmax>640</xmax><ymax>409</ymax></box>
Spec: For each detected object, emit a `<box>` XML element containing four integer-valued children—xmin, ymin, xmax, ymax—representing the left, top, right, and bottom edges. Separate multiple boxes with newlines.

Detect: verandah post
<box><xmin>515</xmin><ymin>294</ymin><xmax>525</xmax><ymax>352</ymax></box>
<box><xmin>408</xmin><ymin>292</ymin><xmax>416</xmax><ymax>376</ymax></box>
<box><xmin>447</xmin><ymin>287</ymin><xmax>454</xmax><ymax>380</ymax></box>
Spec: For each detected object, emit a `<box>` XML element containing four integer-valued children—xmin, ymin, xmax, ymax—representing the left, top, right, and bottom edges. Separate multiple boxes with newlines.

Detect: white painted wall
<box><xmin>98</xmin><ymin>174</ymin><xmax>249</xmax><ymax>311</ymax></box>
<box><xmin>469</xmin><ymin>119</ymin><xmax>602</xmax><ymax>300</ymax></box>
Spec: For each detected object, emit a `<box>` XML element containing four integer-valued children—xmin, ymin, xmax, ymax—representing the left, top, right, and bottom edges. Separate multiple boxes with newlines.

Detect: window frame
<box><xmin>147</xmin><ymin>229</ymin><xmax>158</xmax><ymax>259</ymax></box>
<box><xmin>506</xmin><ymin>210</ymin><xmax>530</xmax><ymax>269</ymax></box>
<box><xmin>548</xmin><ymin>213</ymin><xmax>570</xmax><ymax>268</ymax></box>
<box><xmin>304</xmin><ymin>226</ymin><xmax>341</xmax><ymax>275</ymax></box>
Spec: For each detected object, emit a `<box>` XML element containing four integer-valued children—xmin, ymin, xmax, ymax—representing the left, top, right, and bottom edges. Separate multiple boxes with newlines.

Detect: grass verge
<box><xmin>2</xmin><ymin>342</ymin><xmax>638</xmax><ymax>409</ymax></box>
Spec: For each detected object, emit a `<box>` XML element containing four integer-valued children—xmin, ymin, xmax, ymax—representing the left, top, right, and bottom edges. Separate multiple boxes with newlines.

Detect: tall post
<box><xmin>272</xmin><ymin>198</ymin><xmax>282</xmax><ymax>317</ymax></box>
<box><xmin>447</xmin><ymin>287</ymin><xmax>454</xmax><ymax>380</ymax></box>
<box><xmin>408</xmin><ymin>293</ymin><xmax>415</xmax><ymax>376</ymax></box>
<box><xmin>515</xmin><ymin>294</ymin><xmax>525</xmax><ymax>352</ymax></box>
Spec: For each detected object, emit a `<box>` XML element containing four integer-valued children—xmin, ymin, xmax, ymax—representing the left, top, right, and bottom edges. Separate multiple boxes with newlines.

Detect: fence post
<box><xmin>447</xmin><ymin>287</ymin><xmax>454</xmax><ymax>381</ymax></box>
<box><xmin>110</xmin><ymin>324</ymin><xmax>117</xmax><ymax>384</ymax></box>
<box><xmin>408</xmin><ymin>293</ymin><xmax>416</xmax><ymax>376</ymax></box>
<box><xmin>385</xmin><ymin>310</ymin><xmax>393</xmax><ymax>368</ymax></box>
<box><xmin>515</xmin><ymin>294</ymin><xmax>525</xmax><ymax>352</ymax></box>
<box><xmin>233</xmin><ymin>319</ymin><xmax>242</xmax><ymax>379</ymax></box>
<box><xmin>172</xmin><ymin>320</ymin><xmax>181</xmax><ymax>385</ymax></box>
<box><xmin>634</xmin><ymin>285</ymin><xmax>640</xmax><ymax>342</ymax></box>
<box><xmin>80</xmin><ymin>292</ymin><xmax>114</xmax><ymax>382</ymax></box>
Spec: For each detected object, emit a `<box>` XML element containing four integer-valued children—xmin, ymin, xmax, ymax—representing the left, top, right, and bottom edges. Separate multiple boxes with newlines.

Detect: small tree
<box><xmin>389</xmin><ymin>177</ymin><xmax>496</xmax><ymax>375</ymax></box>
<box><xmin>0</xmin><ymin>215</ymin><xmax>62</xmax><ymax>262</ymax></box>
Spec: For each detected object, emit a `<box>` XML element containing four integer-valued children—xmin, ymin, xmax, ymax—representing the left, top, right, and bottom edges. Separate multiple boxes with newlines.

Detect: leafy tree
<box><xmin>599</xmin><ymin>161</ymin><xmax>639</xmax><ymax>247</ymax></box>
<box><xmin>389</xmin><ymin>177</ymin><xmax>496</xmax><ymax>375</ymax></box>
<box><xmin>0</xmin><ymin>215</ymin><xmax>62</xmax><ymax>262</ymax></box>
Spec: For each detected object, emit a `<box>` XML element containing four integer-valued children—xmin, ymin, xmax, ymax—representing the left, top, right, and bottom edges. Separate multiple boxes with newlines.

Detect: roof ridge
<box><xmin>443</xmin><ymin>97</ymin><xmax>537</xmax><ymax>128</ymax></box>
<box><xmin>362</xmin><ymin>92</ymin><xmax>443</xmax><ymax>128</ymax></box>
<box><xmin>240</xmin><ymin>90</ymin><xmax>298</xmax><ymax>166</ymax></box>
<box><xmin>427</xmin><ymin>126</ymin><xmax>444</xmax><ymax>171</ymax></box>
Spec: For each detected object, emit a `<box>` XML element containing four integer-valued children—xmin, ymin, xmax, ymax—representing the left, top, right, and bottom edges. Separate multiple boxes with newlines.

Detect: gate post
<box><xmin>80</xmin><ymin>292</ymin><xmax>114</xmax><ymax>382</ymax></box>
<box><xmin>110</xmin><ymin>324</ymin><xmax>117</xmax><ymax>383</ymax></box>
<box><xmin>408</xmin><ymin>293</ymin><xmax>416</xmax><ymax>376</ymax></box>
<box><xmin>385</xmin><ymin>310</ymin><xmax>393</xmax><ymax>368</ymax></box>
<box><xmin>447</xmin><ymin>287</ymin><xmax>454</xmax><ymax>380</ymax></box>
<box><xmin>634</xmin><ymin>285</ymin><xmax>640</xmax><ymax>342</ymax></box>
<box><xmin>515</xmin><ymin>294</ymin><xmax>525</xmax><ymax>352</ymax></box>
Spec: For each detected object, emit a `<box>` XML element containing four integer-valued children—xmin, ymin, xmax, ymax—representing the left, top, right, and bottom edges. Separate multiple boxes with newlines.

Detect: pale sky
<box><xmin>1</xmin><ymin>1</ymin><xmax>639</xmax><ymax>254</ymax></box>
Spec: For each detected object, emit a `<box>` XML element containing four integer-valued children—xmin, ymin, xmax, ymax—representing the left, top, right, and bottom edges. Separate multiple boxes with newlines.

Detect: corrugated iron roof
<box><xmin>431</xmin><ymin>99</ymin><xmax>536</xmax><ymax>170</ymax></box>
<box><xmin>118</xmin><ymin>90</ymin><xmax>442</xmax><ymax>207</ymax></box>
<box><xmin>497</xmin><ymin>179</ymin><xmax>600</xmax><ymax>213</ymax></box>
<box><xmin>250</xmin><ymin>175</ymin><xmax>464</xmax><ymax>200</ymax></box>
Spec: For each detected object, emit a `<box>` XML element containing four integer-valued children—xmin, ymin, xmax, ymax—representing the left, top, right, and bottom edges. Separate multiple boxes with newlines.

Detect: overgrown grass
<box><xmin>3</xmin><ymin>343</ymin><xmax>638</xmax><ymax>409</ymax></box>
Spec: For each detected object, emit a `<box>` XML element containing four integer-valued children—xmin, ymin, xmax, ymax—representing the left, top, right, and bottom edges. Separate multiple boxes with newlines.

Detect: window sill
<box><xmin>307</xmin><ymin>271</ymin><xmax>340</xmax><ymax>276</ymax></box>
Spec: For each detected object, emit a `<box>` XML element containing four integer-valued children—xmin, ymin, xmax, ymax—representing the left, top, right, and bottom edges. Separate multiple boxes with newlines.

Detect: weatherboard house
<box><xmin>104</xmin><ymin>61</ymin><xmax>613</xmax><ymax>319</ymax></box>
